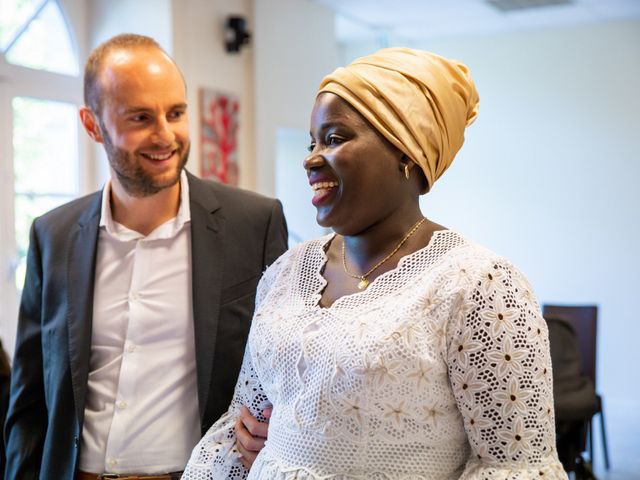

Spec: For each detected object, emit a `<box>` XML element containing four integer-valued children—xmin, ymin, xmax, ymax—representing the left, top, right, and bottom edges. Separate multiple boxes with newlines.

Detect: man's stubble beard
<box><xmin>100</xmin><ymin>120</ymin><xmax>190</xmax><ymax>198</ymax></box>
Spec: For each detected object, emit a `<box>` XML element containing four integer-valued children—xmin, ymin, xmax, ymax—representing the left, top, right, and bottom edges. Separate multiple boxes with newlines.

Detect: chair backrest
<box><xmin>544</xmin><ymin>315</ymin><xmax>598</xmax><ymax>421</ymax></box>
<box><xmin>542</xmin><ymin>304</ymin><xmax>598</xmax><ymax>389</ymax></box>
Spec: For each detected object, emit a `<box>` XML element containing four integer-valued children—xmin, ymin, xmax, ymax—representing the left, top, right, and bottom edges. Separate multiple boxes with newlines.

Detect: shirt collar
<box><xmin>100</xmin><ymin>170</ymin><xmax>191</xmax><ymax>241</ymax></box>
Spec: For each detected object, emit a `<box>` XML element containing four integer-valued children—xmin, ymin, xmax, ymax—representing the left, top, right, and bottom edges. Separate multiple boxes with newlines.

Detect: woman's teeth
<box><xmin>311</xmin><ymin>181</ymin><xmax>338</xmax><ymax>191</ymax></box>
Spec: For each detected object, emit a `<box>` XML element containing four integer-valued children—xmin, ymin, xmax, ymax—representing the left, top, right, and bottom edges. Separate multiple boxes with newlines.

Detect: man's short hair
<box><xmin>83</xmin><ymin>33</ymin><xmax>162</xmax><ymax>115</ymax></box>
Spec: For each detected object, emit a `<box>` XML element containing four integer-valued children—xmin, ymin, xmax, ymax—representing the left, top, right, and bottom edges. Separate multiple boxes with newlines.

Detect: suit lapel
<box><xmin>66</xmin><ymin>192</ymin><xmax>102</xmax><ymax>424</ymax></box>
<box><xmin>188</xmin><ymin>173</ymin><xmax>224</xmax><ymax>422</ymax></box>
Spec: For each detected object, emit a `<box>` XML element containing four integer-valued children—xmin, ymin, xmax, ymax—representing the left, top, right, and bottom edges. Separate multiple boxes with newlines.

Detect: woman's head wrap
<box><xmin>318</xmin><ymin>48</ymin><xmax>479</xmax><ymax>191</ymax></box>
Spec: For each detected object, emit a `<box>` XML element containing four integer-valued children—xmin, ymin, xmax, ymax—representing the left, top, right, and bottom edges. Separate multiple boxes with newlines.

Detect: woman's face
<box><xmin>305</xmin><ymin>92</ymin><xmax>408</xmax><ymax>235</ymax></box>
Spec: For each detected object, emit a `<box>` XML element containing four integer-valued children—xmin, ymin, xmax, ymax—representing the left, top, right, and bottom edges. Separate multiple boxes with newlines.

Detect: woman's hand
<box><xmin>234</xmin><ymin>405</ymin><xmax>272</xmax><ymax>470</ymax></box>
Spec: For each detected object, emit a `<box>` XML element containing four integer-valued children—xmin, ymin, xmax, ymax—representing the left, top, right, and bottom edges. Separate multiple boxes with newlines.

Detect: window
<box><xmin>0</xmin><ymin>0</ymin><xmax>42</xmax><ymax>49</ymax></box>
<box><xmin>0</xmin><ymin>0</ymin><xmax>82</xmax><ymax>356</ymax></box>
<box><xmin>1</xmin><ymin>0</ymin><xmax>78</xmax><ymax>75</ymax></box>
<box><xmin>12</xmin><ymin>97</ymin><xmax>80</xmax><ymax>287</ymax></box>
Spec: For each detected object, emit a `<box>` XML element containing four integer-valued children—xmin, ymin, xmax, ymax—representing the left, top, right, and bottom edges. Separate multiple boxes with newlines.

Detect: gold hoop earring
<box><xmin>404</xmin><ymin>164</ymin><xmax>410</xmax><ymax>180</ymax></box>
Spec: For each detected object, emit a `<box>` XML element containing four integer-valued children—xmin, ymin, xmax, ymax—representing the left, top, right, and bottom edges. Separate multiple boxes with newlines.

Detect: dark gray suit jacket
<box><xmin>4</xmin><ymin>172</ymin><xmax>288</xmax><ymax>479</ymax></box>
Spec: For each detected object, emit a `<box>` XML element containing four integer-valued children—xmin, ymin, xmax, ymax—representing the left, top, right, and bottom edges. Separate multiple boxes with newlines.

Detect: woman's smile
<box><xmin>310</xmin><ymin>180</ymin><xmax>339</xmax><ymax>206</ymax></box>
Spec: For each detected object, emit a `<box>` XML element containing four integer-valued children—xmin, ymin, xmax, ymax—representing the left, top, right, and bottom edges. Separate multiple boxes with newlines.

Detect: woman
<box><xmin>184</xmin><ymin>48</ymin><xmax>567</xmax><ymax>479</ymax></box>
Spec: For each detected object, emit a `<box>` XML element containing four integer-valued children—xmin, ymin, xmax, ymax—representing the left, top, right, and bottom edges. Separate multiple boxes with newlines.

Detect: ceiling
<box><xmin>311</xmin><ymin>0</ymin><xmax>640</xmax><ymax>43</ymax></box>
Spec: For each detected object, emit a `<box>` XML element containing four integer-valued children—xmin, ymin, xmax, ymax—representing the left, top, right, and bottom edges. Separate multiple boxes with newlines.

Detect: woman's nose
<box><xmin>303</xmin><ymin>152</ymin><xmax>324</xmax><ymax>172</ymax></box>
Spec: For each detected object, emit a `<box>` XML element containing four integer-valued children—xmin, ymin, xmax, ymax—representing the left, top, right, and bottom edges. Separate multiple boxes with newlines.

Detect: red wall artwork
<box><xmin>200</xmin><ymin>88</ymin><xmax>239</xmax><ymax>185</ymax></box>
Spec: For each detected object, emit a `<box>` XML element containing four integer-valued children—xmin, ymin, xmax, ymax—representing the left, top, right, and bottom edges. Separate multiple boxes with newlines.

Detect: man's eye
<box><xmin>169</xmin><ymin>110</ymin><xmax>185</xmax><ymax>120</ymax></box>
<box><xmin>131</xmin><ymin>114</ymin><xmax>148</xmax><ymax>122</ymax></box>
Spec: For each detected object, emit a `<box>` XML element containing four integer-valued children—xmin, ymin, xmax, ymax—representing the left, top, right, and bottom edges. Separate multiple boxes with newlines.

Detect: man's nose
<box><xmin>152</xmin><ymin>117</ymin><xmax>175</xmax><ymax>145</ymax></box>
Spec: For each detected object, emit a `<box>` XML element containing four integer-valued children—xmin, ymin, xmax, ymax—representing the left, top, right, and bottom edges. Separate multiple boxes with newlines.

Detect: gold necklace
<box><xmin>341</xmin><ymin>218</ymin><xmax>426</xmax><ymax>290</ymax></box>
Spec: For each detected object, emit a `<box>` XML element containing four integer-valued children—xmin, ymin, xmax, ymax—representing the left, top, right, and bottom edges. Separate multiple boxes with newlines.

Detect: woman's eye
<box><xmin>327</xmin><ymin>135</ymin><xmax>343</xmax><ymax>146</ymax></box>
<box><xmin>307</xmin><ymin>143</ymin><xmax>316</xmax><ymax>152</ymax></box>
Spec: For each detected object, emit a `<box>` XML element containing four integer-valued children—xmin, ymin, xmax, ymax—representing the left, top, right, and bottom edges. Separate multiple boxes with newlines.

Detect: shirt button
<box><xmin>127</xmin><ymin>344</ymin><xmax>136</xmax><ymax>353</ymax></box>
<box><xmin>129</xmin><ymin>291</ymin><xmax>139</xmax><ymax>301</ymax></box>
<box><xmin>107</xmin><ymin>458</ymin><xmax>117</xmax><ymax>467</ymax></box>
<box><xmin>117</xmin><ymin>401</ymin><xmax>128</xmax><ymax>410</ymax></box>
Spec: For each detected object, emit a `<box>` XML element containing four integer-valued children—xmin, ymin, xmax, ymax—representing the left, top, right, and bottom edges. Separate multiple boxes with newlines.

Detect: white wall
<box><xmin>422</xmin><ymin>20</ymin><xmax>640</xmax><ymax>409</ymax></box>
<box><xmin>171</xmin><ymin>0</ymin><xmax>257</xmax><ymax>189</ymax></box>
<box><xmin>253</xmin><ymin>0</ymin><xmax>339</xmax><ymax>196</ymax></box>
<box><xmin>275</xmin><ymin>128</ymin><xmax>330</xmax><ymax>245</ymax></box>
<box><xmin>344</xmin><ymin>20</ymin><xmax>640</xmax><ymax>467</ymax></box>
<box><xmin>88</xmin><ymin>0</ymin><xmax>173</xmax><ymax>52</ymax></box>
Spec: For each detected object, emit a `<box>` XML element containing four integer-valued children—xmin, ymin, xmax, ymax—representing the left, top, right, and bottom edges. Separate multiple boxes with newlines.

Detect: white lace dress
<box><xmin>183</xmin><ymin>230</ymin><xmax>567</xmax><ymax>479</ymax></box>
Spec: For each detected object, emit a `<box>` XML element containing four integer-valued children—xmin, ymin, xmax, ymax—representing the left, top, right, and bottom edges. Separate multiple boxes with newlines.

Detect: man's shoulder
<box><xmin>34</xmin><ymin>191</ymin><xmax>101</xmax><ymax>232</ymax></box>
<box><xmin>188</xmin><ymin>172</ymin><xmax>279</xmax><ymax>211</ymax></box>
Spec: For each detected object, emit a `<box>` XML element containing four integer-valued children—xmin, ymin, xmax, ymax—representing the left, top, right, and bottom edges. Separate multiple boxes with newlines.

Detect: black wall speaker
<box><xmin>225</xmin><ymin>15</ymin><xmax>251</xmax><ymax>53</ymax></box>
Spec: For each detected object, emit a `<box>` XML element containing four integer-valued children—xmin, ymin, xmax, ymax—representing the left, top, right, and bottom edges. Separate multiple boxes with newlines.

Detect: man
<box><xmin>4</xmin><ymin>34</ymin><xmax>287</xmax><ymax>479</ymax></box>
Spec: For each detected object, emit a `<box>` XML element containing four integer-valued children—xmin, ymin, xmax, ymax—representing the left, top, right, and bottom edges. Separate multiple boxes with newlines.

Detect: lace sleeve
<box><xmin>182</xmin><ymin>262</ymin><xmax>285</xmax><ymax>479</ymax></box>
<box><xmin>446</xmin><ymin>259</ymin><xmax>568</xmax><ymax>479</ymax></box>
<box><xmin>181</xmin><ymin>342</ymin><xmax>270</xmax><ymax>480</ymax></box>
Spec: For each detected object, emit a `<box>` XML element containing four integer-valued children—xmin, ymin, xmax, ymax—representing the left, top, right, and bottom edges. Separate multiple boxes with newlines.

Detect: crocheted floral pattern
<box><xmin>183</xmin><ymin>231</ymin><xmax>567</xmax><ymax>480</ymax></box>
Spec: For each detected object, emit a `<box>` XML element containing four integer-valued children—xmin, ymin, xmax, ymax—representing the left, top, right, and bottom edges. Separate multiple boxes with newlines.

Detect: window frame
<box><xmin>0</xmin><ymin>0</ymin><xmax>90</xmax><ymax>358</ymax></box>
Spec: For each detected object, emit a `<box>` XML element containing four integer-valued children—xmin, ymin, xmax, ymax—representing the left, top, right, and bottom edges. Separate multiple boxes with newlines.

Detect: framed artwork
<box><xmin>199</xmin><ymin>88</ymin><xmax>239</xmax><ymax>185</ymax></box>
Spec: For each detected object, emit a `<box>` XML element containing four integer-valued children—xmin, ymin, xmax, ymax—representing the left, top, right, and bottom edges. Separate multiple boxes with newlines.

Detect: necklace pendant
<box><xmin>357</xmin><ymin>278</ymin><xmax>369</xmax><ymax>290</ymax></box>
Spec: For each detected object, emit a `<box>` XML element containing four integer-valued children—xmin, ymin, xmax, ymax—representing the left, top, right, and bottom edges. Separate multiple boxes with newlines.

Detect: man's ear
<box><xmin>79</xmin><ymin>106</ymin><xmax>104</xmax><ymax>143</ymax></box>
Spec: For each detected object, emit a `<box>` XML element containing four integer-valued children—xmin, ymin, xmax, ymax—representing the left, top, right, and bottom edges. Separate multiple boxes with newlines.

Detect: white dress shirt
<box><xmin>80</xmin><ymin>172</ymin><xmax>200</xmax><ymax>474</ymax></box>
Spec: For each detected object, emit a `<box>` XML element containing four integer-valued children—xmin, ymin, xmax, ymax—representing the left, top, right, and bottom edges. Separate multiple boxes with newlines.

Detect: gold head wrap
<box><xmin>318</xmin><ymin>48</ymin><xmax>479</xmax><ymax>191</ymax></box>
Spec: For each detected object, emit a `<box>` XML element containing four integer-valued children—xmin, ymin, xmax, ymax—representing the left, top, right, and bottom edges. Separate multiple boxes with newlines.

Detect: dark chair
<box><xmin>545</xmin><ymin>315</ymin><xmax>597</xmax><ymax>478</ymax></box>
<box><xmin>543</xmin><ymin>304</ymin><xmax>610</xmax><ymax>471</ymax></box>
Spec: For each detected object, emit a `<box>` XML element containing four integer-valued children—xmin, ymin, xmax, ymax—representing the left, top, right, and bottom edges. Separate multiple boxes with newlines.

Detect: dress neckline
<box><xmin>313</xmin><ymin>229</ymin><xmax>452</xmax><ymax>310</ymax></box>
